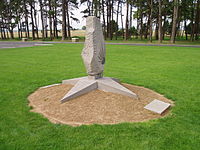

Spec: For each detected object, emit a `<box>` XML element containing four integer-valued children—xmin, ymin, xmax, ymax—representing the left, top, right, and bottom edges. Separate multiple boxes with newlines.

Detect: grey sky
<box><xmin>34</xmin><ymin>1</ymin><xmax>137</xmax><ymax>30</ymax></box>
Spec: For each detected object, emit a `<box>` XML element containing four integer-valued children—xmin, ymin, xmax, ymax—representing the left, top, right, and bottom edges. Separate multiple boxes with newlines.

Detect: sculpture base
<box><xmin>88</xmin><ymin>73</ymin><xmax>103</xmax><ymax>79</ymax></box>
<box><xmin>61</xmin><ymin>76</ymin><xmax>138</xmax><ymax>103</ymax></box>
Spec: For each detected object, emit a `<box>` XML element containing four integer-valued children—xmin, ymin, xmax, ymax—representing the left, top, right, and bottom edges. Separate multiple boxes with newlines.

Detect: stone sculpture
<box><xmin>60</xmin><ymin>16</ymin><xmax>138</xmax><ymax>103</ymax></box>
<box><xmin>81</xmin><ymin>16</ymin><xmax>105</xmax><ymax>79</ymax></box>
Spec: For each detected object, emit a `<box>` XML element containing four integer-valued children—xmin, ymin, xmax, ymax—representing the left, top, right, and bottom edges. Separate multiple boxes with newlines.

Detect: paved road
<box><xmin>0</xmin><ymin>41</ymin><xmax>200</xmax><ymax>49</ymax></box>
<box><xmin>0</xmin><ymin>41</ymin><xmax>52</xmax><ymax>49</ymax></box>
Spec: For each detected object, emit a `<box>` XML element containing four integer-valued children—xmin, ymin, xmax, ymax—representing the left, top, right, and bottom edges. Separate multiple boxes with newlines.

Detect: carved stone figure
<box><xmin>81</xmin><ymin>16</ymin><xmax>105</xmax><ymax>79</ymax></box>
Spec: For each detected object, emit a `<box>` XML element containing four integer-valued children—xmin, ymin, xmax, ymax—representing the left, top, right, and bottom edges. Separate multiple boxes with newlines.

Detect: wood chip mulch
<box><xmin>28</xmin><ymin>83</ymin><xmax>173</xmax><ymax>126</ymax></box>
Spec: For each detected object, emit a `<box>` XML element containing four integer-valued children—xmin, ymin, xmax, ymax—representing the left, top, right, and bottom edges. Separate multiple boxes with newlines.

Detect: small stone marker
<box><xmin>144</xmin><ymin>99</ymin><xmax>171</xmax><ymax>114</ymax></box>
<box><xmin>72</xmin><ymin>38</ymin><xmax>79</xmax><ymax>42</ymax></box>
<box><xmin>22</xmin><ymin>38</ymin><xmax>28</xmax><ymax>42</ymax></box>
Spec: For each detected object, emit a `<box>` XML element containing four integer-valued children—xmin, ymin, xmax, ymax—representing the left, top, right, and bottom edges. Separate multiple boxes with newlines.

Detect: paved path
<box><xmin>0</xmin><ymin>41</ymin><xmax>52</xmax><ymax>49</ymax></box>
<box><xmin>0</xmin><ymin>41</ymin><xmax>200</xmax><ymax>49</ymax></box>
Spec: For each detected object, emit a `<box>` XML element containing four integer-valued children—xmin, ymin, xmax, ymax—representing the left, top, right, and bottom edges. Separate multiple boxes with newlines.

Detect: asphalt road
<box><xmin>0</xmin><ymin>41</ymin><xmax>200</xmax><ymax>49</ymax></box>
<box><xmin>0</xmin><ymin>41</ymin><xmax>52</xmax><ymax>49</ymax></box>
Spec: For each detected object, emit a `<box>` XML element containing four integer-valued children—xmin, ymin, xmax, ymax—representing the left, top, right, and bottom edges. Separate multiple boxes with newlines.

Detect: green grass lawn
<box><xmin>0</xmin><ymin>44</ymin><xmax>200</xmax><ymax>150</ymax></box>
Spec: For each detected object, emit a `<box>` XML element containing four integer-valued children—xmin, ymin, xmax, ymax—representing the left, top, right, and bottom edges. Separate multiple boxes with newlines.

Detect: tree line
<box><xmin>0</xmin><ymin>0</ymin><xmax>199</xmax><ymax>43</ymax></box>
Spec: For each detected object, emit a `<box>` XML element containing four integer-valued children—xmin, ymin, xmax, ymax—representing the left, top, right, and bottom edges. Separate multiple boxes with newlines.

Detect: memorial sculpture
<box><xmin>82</xmin><ymin>16</ymin><xmax>105</xmax><ymax>79</ymax></box>
<box><xmin>61</xmin><ymin>16</ymin><xmax>138</xmax><ymax>103</ymax></box>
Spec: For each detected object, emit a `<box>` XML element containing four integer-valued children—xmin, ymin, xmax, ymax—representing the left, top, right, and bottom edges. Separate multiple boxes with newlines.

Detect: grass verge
<box><xmin>0</xmin><ymin>44</ymin><xmax>200</xmax><ymax>149</ymax></box>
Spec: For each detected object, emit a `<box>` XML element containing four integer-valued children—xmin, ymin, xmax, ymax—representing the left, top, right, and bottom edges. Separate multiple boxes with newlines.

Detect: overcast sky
<box><xmin>71</xmin><ymin>3</ymin><xmax>137</xmax><ymax>29</ymax></box>
<box><xmin>35</xmin><ymin>2</ymin><xmax>137</xmax><ymax>30</ymax></box>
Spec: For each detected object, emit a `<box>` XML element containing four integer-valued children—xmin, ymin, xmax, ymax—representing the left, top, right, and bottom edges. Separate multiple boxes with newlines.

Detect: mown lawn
<box><xmin>0</xmin><ymin>44</ymin><xmax>200</xmax><ymax>150</ymax></box>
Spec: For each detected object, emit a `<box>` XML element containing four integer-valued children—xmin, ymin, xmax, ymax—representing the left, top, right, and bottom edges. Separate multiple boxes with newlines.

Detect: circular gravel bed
<box><xmin>28</xmin><ymin>83</ymin><xmax>173</xmax><ymax>126</ymax></box>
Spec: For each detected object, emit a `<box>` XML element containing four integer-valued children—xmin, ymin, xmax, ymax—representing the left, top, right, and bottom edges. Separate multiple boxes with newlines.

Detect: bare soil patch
<box><xmin>28</xmin><ymin>83</ymin><xmax>173</xmax><ymax>126</ymax></box>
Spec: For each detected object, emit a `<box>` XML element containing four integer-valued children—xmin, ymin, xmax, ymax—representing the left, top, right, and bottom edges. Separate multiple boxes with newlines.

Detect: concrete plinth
<box><xmin>61</xmin><ymin>76</ymin><xmax>138</xmax><ymax>103</ymax></box>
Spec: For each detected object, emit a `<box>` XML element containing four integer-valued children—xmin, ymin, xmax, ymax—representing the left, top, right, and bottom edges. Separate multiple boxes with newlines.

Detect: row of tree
<box><xmin>0</xmin><ymin>0</ymin><xmax>199</xmax><ymax>43</ymax></box>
